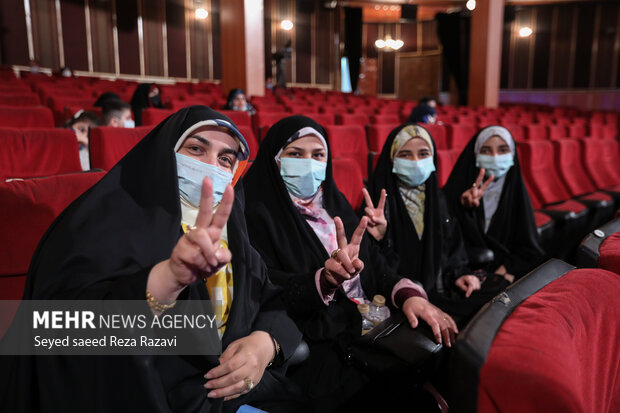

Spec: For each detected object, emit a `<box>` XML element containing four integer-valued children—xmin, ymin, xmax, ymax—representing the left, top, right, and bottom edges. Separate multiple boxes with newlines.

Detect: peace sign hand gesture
<box><xmin>362</xmin><ymin>188</ymin><xmax>388</xmax><ymax>241</ymax></box>
<box><xmin>460</xmin><ymin>168</ymin><xmax>494</xmax><ymax>208</ymax></box>
<box><xmin>147</xmin><ymin>177</ymin><xmax>234</xmax><ymax>304</ymax></box>
<box><xmin>323</xmin><ymin>217</ymin><xmax>368</xmax><ymax>287</ymax></box>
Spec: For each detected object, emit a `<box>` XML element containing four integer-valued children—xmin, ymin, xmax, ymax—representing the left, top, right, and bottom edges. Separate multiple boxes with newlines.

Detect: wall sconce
<box><xmin>195</xmin><ymin>8</ymin><xmax>208</xmax><ymax>19</ymax></box>
<box><xmin>375</xmin><ymin>36</ymin><xmax>403</xmax><ymax>51</ymax></box>
<box><xmin>519</xmin><ymin>27</ymin><xmax>533</xmax><ymax>37</ymax></box>
<box><xmin>466</xmin><ymin>0</ymin><xmax>476</xmax><ymax>11</ymax></box>
<box><xmin>281</xmin><ymin>20</ymin><xmax>294</xmax><ymax>30</ymax></box>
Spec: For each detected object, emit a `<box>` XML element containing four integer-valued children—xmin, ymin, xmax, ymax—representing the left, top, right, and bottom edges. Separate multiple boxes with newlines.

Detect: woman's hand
<box><xmin>322</xmin><ymin>217</ymin><xmax>368</xmax><ymax>287</ymax></box>
<box><xmin>402</xmin><ymin>297</ymin><xmax>458</xmax><ymax>347</ymax></box>
<box><xmin>147</xmin><ymin>177</ymin><xmax>234</xmax><ymax>304</ymax></box>
<box><xmin>362</xmin><ymin>188</ymin><xmax>388</xmax><ymax>241</ymax></box>
<box><xmin>495</xmin><ymin>265</ymin><xmax>515</xmax><ymax>283</ymax></box>
<box><xmin>204</xmin><ymin>331</ymin><xmax>275</xmax><ymax>401</ymax></box>
<box><xmin>455</xmin><ymin>275</ymin><xmax>481</xmax><ymax>298</ymax></box>
<box><xmin>460</xmin><ymin>168</ymin><xmax>494</xmax><ymax>208</ymax></box>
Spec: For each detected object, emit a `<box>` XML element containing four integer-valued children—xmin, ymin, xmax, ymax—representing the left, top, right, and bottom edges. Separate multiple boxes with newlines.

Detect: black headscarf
<box><xmin>406</xmin><ymin>103</ymin><xmax>437</xmax><ymax>124</ymax></box>
<box><xmin>94</xmin><ymin>91</ymin><xmax>121</xmax><ymax>107</ymax></box>
<box><xmin>368</xmin><ymin>124</ymin><xmax>468</xmax><ymax>292</ymax></box>
<box><xmin>442</xmin><ymin>126</ymin><xmax>545</xmax><ymax>277</ymax></box>
<box><xmin>131</xmin><ymin>83</ymin><xmax>163</xmax><ymax>126</ymax></box>
<box><xmin>1</xmin><ymin>106</ymin><xmax>301</xmax><ymax>413</ymax></box>
<box><xmin>243</xmin><ymin>115</ymin><xmax>402</xmax><ymax>410</ymax></box>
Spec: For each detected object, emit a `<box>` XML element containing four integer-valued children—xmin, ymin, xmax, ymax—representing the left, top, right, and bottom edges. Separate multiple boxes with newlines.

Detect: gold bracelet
<box><xmin>267</xmin><ymin>335</ymin><xmax>281</xmax><ymax>367</ymax></box>
<box><xmin>146</xmin><ymin>290</ymin><xmax>177</xmax><ymax>313</ymax></box>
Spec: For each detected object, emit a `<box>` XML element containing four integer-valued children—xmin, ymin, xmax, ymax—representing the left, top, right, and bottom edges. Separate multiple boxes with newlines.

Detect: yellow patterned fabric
<box><xmin>389</xmin><ymin>124</ymin><xmax>434</xmax><ymax>161</ymax></box>
<box><xmin>397</xmin><ymin>182</ymin><xmax>426</xmax><ymax>239</ymax></box>
<box><xmin>181</xmin><ymin>223</ymin><xmax>233</xmax><ymax>335</ymax></box>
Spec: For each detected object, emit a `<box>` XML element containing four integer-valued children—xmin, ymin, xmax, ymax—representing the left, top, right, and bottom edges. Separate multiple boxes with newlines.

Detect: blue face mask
<box><xmin>175</xmin><ymin>153</ymin><xmax>233</xmax><ymax>207</ymax></box>
<box><xmin>392</xmin><ymin>156</ymin><xmax>436</xmax><ymax>187</ymax></box>
<box><xmin>476</xmin><ymin>153</ymin><xmax>514</xmax><ymax>178</ymax></box>
<box><xmin>279</xmin><ymin>158</ymin><xmax>327</xmax><ymax>198</ymax></box>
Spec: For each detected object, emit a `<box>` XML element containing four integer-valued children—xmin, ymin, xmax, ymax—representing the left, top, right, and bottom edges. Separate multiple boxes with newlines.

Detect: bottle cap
<box><xmin>372</xmin><ymin>295</ymin><xmax>386</xmax><ymax>307</ymax></box>
<box><xmin>357</xmin><ymin>303</ymin><xmax>370</xmax><ymax>314</ymax></box>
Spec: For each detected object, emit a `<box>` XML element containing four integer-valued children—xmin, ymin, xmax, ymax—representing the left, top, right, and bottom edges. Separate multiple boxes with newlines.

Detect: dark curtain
<box><xmin>344</xmin><ymin>7</ymin><xmax>362</xmax><ymax>93</ymax></box>
<box><xmin>436</xmin><ymin>12</ymin><xmax>471</xmax><ymax>105</ymax></box>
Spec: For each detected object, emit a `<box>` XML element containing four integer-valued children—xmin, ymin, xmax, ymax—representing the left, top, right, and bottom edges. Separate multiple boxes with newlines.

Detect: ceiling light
<box><xmin>195</xmin><ymin>8</ymin><xmax>208</xmax><ymax>19</ymax></box>
<box><xmin>466</xmin><ymin>0</ymin><xmax>476</xmax><ymax>11</ymax></box>
<box><xmin>281</xmin><ymin>19</ymin><xmax>294</xmax><ymax>31</ymax></box>
<box><xmin>519</xmin><ymin>27</ymin><xmax>533</xmax><ymax>37</ymax></box>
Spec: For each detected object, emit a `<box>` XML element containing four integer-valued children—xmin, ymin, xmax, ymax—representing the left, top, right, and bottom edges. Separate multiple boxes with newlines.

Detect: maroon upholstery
<box><xmin>518</xmin><ymin>140</ymin><xmax>585</xmax><ymax>212</ymax></box>
<box><xmin>141</xmin><ymin>108</ymin><xmax>175</xmax><ymax>126</ymax></box>
<box><xmin>325</xmin><ymin>124</ymin><xmax>369</xmax><ymax>179</ymax></box>
<box><xmin>421</xmin><ymin>123</ymin><xmax>448</xmax><ymax>150</ymax></box>
<box><xmin>89</xmin><ymin>126</ymin><xmax>152</xmax><ymax>170</ymax></box>
<box><xmin>534</xmin><ymin>211</ymin><xmax>552</xmax><ymax>228</ymax></box>
<box><xmin>548</xmin><ymin>125</ymin><xmax>568</xmax><ymax>140</ymax></box>
<box><xmin>0</xmin><ymin>106</ymin><xmax>54</xmax><ymax>128</ymax></box>
<box><xmin>332</xmin><ymin>158</ymin><xmax>364</xmax><ymax>211</ymax></box>
<box><xmin>580</xmin><ymin>139</ymin><xmax>620</xmax><ymax>189</ymax></box>
<box><xmin>0</xmin><ymin>93</ymin><xmax>40</xmax><ymax>106</ymax></box>
<box><xmin>478</xmin><ymin>268</ymin><xmax>620</xmax><ymax>413</ymax></box>
<box><xmin>447</xmin><ymin>124</ymin><xmax>477</xmax><ymax>151</ymax></box>
<box><xmin>219</xmin><ymin>110</ymin><xmax>251</xmax><ymax>127</ymax></box>
<box><xmin>501</xmin><ymin>124</ymin><xmax>525</xmax><ymax>142</ymax></box>
<box><xmin>0</xmin><ymin>128</ymin><xmax>81</xmax><ymax>179</ymax></box>
<box><xmin>367</xmin><ymin>124</ymin><xmax>398</xmax><ymax>153</ymax></box>
<box><xmin>336</xmin><ymin>113</ymin><xmax>369</xmax><ymax>126</ymax></box>
<box><xmin>524</xmin><ymin>125</ymin><xmax>548</xmax><ymax>140</ymax></box>
<box><xmin>436</xmin><ymin>149</ymin><xmax>459</xmax><ymax>187</ymax></box>
<box><xmin>568</xmin><ymin>124</ymin><xmax>587</xmax><ymax>138</ymax></box>
<box><xmin>236</xmin><ymin>125</ymin><xmax>259</xmax><ymax>160</ymax></box>
<box><xmin>303</xmin><ymin>113</ymin><xmax>335</xmax><ymax>127</ymax></box>
<box><xmin>369</xmin><ymin>114</ymin><xmax>400</xmax><ymax>124</ymax></box>
<box><xmin>253</xmin><ymin>112</ymin><xmax>290</xmax><ymax>135</ymax></box>
<box><xmin>598</xmin><ymin>232</ymin><xmax>620</xmax><ymax>275</ymax></box>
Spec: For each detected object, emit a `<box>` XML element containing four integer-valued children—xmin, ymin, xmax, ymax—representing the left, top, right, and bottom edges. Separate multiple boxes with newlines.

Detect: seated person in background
<box><xmin>0</xmin><ymin>106</ymin><xmax>304</xmax><ymax>413</ymax></box>
<box><xmin>243</xmin><ymin>115</ymin><xmax>457</xmax><ymax>412</ymax></box>
<box><xmin>94</xmin><ymin>92</ymin><xmax>121</xmax><ymax>107</ymax></box>
<box><xmin>64</xmin><ymin>109</ymin><xmax>101</xmax><ymax>170</ymax></box>
<box><xmin>57</xmin><ymin>66</ymin><xmax>73</xmax><ymax>78</ymax></box>
<box><xmin>102</xmin><ymin>99</ymin><xmax>134</xmax><ymax>128</ymax></box>
<box><xmin>131</xmin><ymin>83</ymin><xmax>164</xmax><ymax>126</ymax></box>
<box><xmin>407</xmin><ymin>99</ymin><xmax>438</xmax><ymax>124</ymax></box>
<box><xmin>366</xmin><ymin>124</ymin><xmax>509</xmax><ymax>326</ymax></box>
<box><xmin>224</xmin><ymin>89</ymin><xmax>256</xmax><ymax>115</ymax></box>
<box><xmin>442</xmin><ymin>125</ymin><xmax>545</xmax><ymax>282</ymax></box>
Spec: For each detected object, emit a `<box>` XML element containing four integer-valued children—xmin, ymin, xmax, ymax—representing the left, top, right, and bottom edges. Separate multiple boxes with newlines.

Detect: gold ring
<box><xmin>472</xmin><ymin>182</ymin><xmax>478</xmax><ymax>188</ymax></box>
<box><xmin>330</xmin><ymin>249</ymin><xmax>341</xmax><ymax>260</ymax></box>
<box><xmin>244</xmin><ymin>377</ymin><xmax>254</xmax><ymax>392</ymax></box>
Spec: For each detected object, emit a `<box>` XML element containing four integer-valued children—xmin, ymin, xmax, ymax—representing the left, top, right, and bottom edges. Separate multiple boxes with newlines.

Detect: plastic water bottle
<box><xmin>357</xmin><ymin>304</ymin><xmax>375</xmax><ymax>335</ymax></box>
<box><xmin>368</xmin><ymin>295</ymin><xmax>390</xmax><ymax>326</ymax></box>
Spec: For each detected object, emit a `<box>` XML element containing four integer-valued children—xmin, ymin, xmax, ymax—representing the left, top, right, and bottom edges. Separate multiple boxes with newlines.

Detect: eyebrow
<box><xmin>186</xmin><ymin>135</ymin><xmax>238</xmax><ymax>156</ymax></box>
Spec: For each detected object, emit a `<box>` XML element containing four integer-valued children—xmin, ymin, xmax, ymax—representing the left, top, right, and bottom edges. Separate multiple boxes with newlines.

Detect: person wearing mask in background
<box><xmin>224</xmin><ymin>89</ymin><xmax>256</xmax><ymax>115</ymax></box>
<box><xmin>244</xmin><ymin>115</ymin><xmax>457</xmax><ymax>412</ymax></box>
<box><xmin>407</xmin><ymin>100</ymin><xmax>438</xmax><ymax>124</ymax></box>
<box><xmin>443</xmin><ymin>126</ymin><xmax>545</xmax><ymax>283</ymax></box>
<box><xmin>64</xmin><ymin>109</ymin><xmax>102</xmax><ymax>171</ymax></box>
<box><xmin>366</xmin><ymin>124</ymin><xmax>509</xmax><ymax>326</ymax></box>
<box><xmin>102</xmin><ymin>100</ymin><xmax>135</xmax><ymax>128</ymax></box>
<box><xmin>131</xmin><ymin>83</ymin><xmax>164</xmax><ymax>126</ymax></box>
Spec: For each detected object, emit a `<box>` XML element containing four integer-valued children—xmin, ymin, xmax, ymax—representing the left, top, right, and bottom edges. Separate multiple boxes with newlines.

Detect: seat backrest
<box><xmin>324</xmin><ymin>124</ymin><xmax>369</xmax><ymax>179</ymax></box>
<box><xmin>436</xmin><ymin>149</ymin><xmax>459</xmax><ymax>187</ymax></box>
<box><xmin>518</xmin><ymin>140</ymin><xmax>573</xmax><ymax>205</ymax></box>
<box><xmin>579</xmin><ymin>138</ymin><xmax>616</xmax><ymax>189</ymax></box>
<box><xmin>302</xmin><ymin>113</ymin><xmax>335</xmax><ymax>127</ymax></box>
<box><xmin>236</xmin><ymin>125</ymin><xmax>259</xmax><ymax>160</ymax></box>
<box><xmin>447</xmin><ymin>124</ymin><xmax>477</xmax><ymax>151</ymax></box>
<box><xmin>89</xmin><ymin>126</ymin><xmax>152</xmax><ymax>170</ymax></box>
<box><xmin>332</xmin><ymin>158</ymin><xmax>364</xmax><ymax>211</ymax></box>
<box><xmin>0</xmin><ymin>128</ymin><xmax>81</xmax><ymax>179</ymax></box>
<box><xmin>219</xmin><ymin>110</ymin><xmax>252</xmax><ymax>127</ymax></box>
<box><xmin>336</xmin><ymin>113</ymin><xmax>369</xmax><ymax>126</ymax></box>
<box><xmin>552</xmin><ymin>139</ymin><xmax>596</xmax><ymax>196</ymax></box>
<box><xmin>367</xmin><ymin>124</ymin><xmax>398</xmax><ymax>153</ymax></box>
<box><xmin>525</xmin><ymin>124</ymin><xmax>548</xmax><ymax>140</ymax></box>
<box><xmin>421</xmin><ymin>123</ymin><xmax>448</xmax><ymax>150</ymax></box>
<box><xmin>450</xmin><ymin>259</ymin><xmax>576</xmax><ymax>413</ymax></box>
<box><xmin>598</xmin><ymin>231</ymin><xmax>620</xmax><ymax>275</ymax></box>
<box><xmin>576</xmin><ymin>216</ymin><xmax>620</xmax><ymax>268</ymax></box>
<box><xmin>141</xmin><ymin>108</ymin><xmax>175</xmax><ymax>126</ymax></box>
<box><xmin>0</xmin><ymin>106</ymin><xmax>54</xmax><ymax>128</ymax></box>
<box><xmin>548</xmin><ymin>125</ymin><xmax>568</xmax><ymax>140</ymax></box>
<box><xmin>568</xmin><ymin>124</ymin><xmax>587</xmax><ymax>138</ymax></box>
<box><xmin>502</xmin><ymin>124</ymin><xmax>525</xmax><ymax>142</ymax></box>
<box><xmin>369</xmin><ymin>114</ymin><xmax>400</xmax><ymax>124</ymax></box>
<box><xmin>0</xmin><ymin>93</ymin><xmax>40</xmax><ymax>106</ymax></box>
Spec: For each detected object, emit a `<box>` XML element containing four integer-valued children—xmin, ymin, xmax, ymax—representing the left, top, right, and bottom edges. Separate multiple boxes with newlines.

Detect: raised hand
<box><xmin>147</xmin><ymin>177</ymin><xmax>234</xmax><ymax>304</ymax></box>
<box><xmin>460</xmin><ymin>168</ymin><xmax>494</xmax><ymax>208</ymax></box>
<box><xmin>323</xmin><ymin>216</ymin><xmax>368</xmax><ymax>287</ymax></box>
<box><xmin>362</xmin><ymin>188</ymin><xmax>388</xmax><ymax>241</ymax></box>
<box><xmin>455</xmin><ymin>275</ymin><xmax>481</xmax><ymax>298</ymax></box>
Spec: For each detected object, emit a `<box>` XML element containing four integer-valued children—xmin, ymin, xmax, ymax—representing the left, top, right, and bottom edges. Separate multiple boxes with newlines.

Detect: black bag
<box><xmin>345</xmin><ymin>311</ymin><xmax>443</xmax><ymax>377</ymax></box>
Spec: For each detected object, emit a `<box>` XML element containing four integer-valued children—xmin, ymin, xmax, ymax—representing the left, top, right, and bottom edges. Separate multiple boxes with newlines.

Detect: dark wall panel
<box><xmin>400</xmin><ymin>23</ymin><xmax>417</xmax><ymax>54</ymax></box>
<box><xmin>512</xmin><ymin>8</ymin><xmax>532</xmax><ymax>89</ymax></box>
<box><xmin>295</xmin><ymin>4</ymin><xmax>311</xmax><ymax>84</ymax></box>
<box><xmin>166</xmin><ymin>0</ymin><xmax>186</xmax><ymax>78</ymax></box>
<box><xmin>380</xmin><ymin>51</ymin><xmax>394</xmax><ymax>94</ymax></box>
<box><xmin>532</xmin><ymin>6</ymin><xmax>551</xmax><ymax>89</ymax></box>
<box><xmin>364</xmin><ymin>23</ymin><xmax>378</xmax><ymax>59</ymax></box>
<box><xmin>143</xmin><ymin>0</ymin><xmax>164</xmax><ymax>77</ymax></box>
<box><xmin>60</xmin><ymin>0</ymin><xmax>88</xmax><ymax>71</ymax></box>
<box><xmin>594</xmin><ymin>4</ymin><xmax>616</xmax><ymax>88</ymax></box>
<box><xmin>500</xmin><ymin>22</ymin><xmax>510</xmax><ymax>88</ymax></box>
<box><xmin>551</xmin><ymin>5</ymin><xmax>574</xmax><ymax>89</ymax></box>
<box><xmin>117</xmin><ymin>0</ymin><xmax>140</xmax><ymax>75</ymax></box>
<box><xmin>90</xmin><ymin>0</ymin><xmax>114</xmax><ymax>73</ymax></box>
<box><xmin>421</xmin><ymin>20</ymin><xmax>438</xmax><ymax>51</ymax></box>
<box><xmin>315</xmin><ymin>4</ymin><xmax>332</xmax><ymax>84</ymax></box>
<box><xmin>573</xmin><ymin>3</ymin><xmax>595</xmax><ymax>88</ymax></box>
<box><xmin>31</xmin><ymin>0</ymin><xmax>60</xmax><ymax>69</ymax></box>
<box><xmin>0</xmin><ymin>0</ymin><xmax>29</xmax><ymax>65</ymax></box>
<box><xmin>212</xmin><ymin>0</ymin><xmax>222</xmax><ymax>80</ymax></box>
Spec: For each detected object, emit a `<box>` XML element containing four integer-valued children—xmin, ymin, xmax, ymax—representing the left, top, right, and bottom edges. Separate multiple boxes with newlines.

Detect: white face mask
<box><xmin>123</xmin><ymin>119</ymin><xmax>135</xmax><ymax>128</ymax></box>
<box><xmin>175</xmin><ymin>153</ymin><xmax>233</xmax><ymax>207</ymax></box>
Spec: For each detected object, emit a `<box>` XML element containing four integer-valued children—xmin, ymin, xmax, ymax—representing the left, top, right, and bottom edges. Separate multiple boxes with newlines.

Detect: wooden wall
<box><xmin>501</xmin><ymin>1</ymin><xmax>620</xmax><ymax>90</ymax></box>
<box><xmin>0</xmin><ymin>0</ymin><xmax>222</xmax><ymax>80</ymax></box>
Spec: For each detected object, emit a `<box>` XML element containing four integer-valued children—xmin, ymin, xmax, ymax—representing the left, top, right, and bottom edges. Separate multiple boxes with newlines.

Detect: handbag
<box><xmin>345</xmin><ymin>311</ymin><xmax>443</xmax><ymax>377</ymax></box>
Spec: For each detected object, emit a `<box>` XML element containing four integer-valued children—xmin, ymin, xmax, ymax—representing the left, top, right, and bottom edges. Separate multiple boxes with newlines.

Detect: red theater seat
<box><xmin>332</xmin><ymin>158</ymin><xmax>364</xmax><ymax>211</ymax></box>
<box><xmin>420</xmin><ymin>123</ymin><xmax>448</xmax><ymax>150</ymax></box>
<box><xmin>0</xmin><ymin>106</ymin><xmax>54</xmax><ymax>128</ymax></box>
<box><xmin>253</xmin><ymin>112</ymin><xmax>290</xmax><ymax>136</ymax></box>
<box><xmin>524</xmin><ymin>124</ymin><xmax>548</xmax><ymax>140</ymax></box>
<box><xmin>89</xmin><ymin>126</ymin><xmax>152</xmax><ymax>170</ymax></box>
<box><xmin>548</xmin><ymin>125</ymin><xmax>568</xmax><ymax>140</ymax></box>
<box><xmin>219</xmin><ymin>110</ymin><xmax>251</xmax><ymax>127</ymax></box>
<box><xmin>236</xmin><ymin>125</ymin><xmax>259</xmax><ymax>160</ymax></box>
<box><xmin>336</xmin><ymin>113</ymin><xmax>369</xmax><ymax>126</ymax></box>
<box><xmin>0</xmin><ymin>93</ymin><xmax>40</xmax><ymax>106</ymax></box>
<box><xmin>580</xmin><ymin>139</ymin><xmax>620</xmax><ymax>191</ymax></box>
<box><xmin>598</xmin><ymin>232</ymin><xmax>620</xmax><ymax>275</ymax></box>
<box><xmin>303</xmin><ymin>113</ymin><xmax>335</xmax><ymax>127</ymax></box>
<box><xmin>325</xmin><ymin>125</ymin><xmax>369</xmax><ymax>179</ymax></box>
<box><xmin>436</xmin><ymin>149</ymin><xmax>460</xmax><ymax>187</ymax></box>
<box><xmin>502</xmin><ymin>124</ymin><xmax>525</xmax><ymax>142</ymax></box>
<box><xmin>0</xmin><ymin>128</ymin><xmax>81</xmax><ymax>179</ymax></box>
<box><xmin>141</xmin><ymin>108</ymin><xmax>175</xmax><ymax>126</ymax></box>
<box><xmin>447</xmin><ymin>124</ymin><xmax>477</xmax><ymax>151</ymax></box>
<box><xmin>369</xmin><ymin>114</ymin><xmax>400</xmax><ymax>124</ymax></box>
